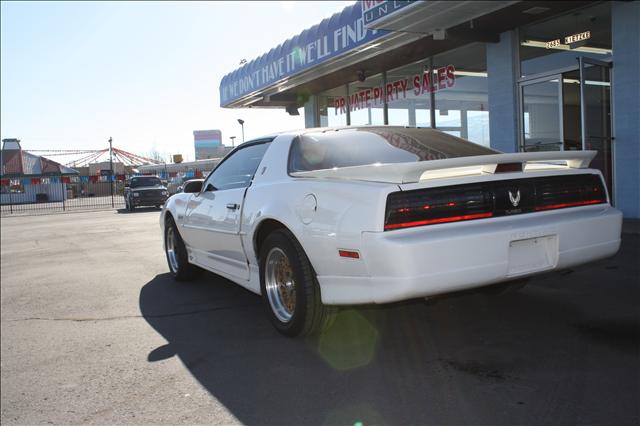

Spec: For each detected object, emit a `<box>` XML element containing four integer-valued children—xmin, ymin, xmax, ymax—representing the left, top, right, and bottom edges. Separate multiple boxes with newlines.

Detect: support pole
<box><xmin>109</xmin><ymin>137</ymin><xmax>114</xmax><ymax>208</ymax></box>
<box><xmin>60</xmin><ymin>175</ymin><xmax>65</xmax><ymax>211</ymax></box>
<box><xmin>9</xmin><ymin>181</ymin><xmax>13</xmax><ymax>214</ymax></box>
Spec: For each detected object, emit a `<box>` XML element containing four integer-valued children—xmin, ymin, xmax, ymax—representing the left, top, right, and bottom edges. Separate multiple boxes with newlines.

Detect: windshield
<box><xmin>130</xmin><ymin>176</ymin><xmax>162</xmax><ymax>188</ymax></box>
<box><xmin>288</xmin><ymin>127</ymin><xmax>498</xmax><ymax>173</ymax></box>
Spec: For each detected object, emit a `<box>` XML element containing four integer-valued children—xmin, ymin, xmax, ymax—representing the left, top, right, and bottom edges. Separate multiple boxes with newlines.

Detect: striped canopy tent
<box><xmin>1</xmin><ymin>139</ymin><xmax>79</xmax><ymax>178</ymax></box>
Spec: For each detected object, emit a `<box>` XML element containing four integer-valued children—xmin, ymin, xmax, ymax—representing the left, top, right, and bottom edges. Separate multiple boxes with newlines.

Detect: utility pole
<box><xmin>109</xmin><ymin>137</ymin><xmax>114</xmax><ymax>207</ymax></box>
<box><xmin>230</xmin><ymin>136</ymin><xmax>236</xmax><ymax>147</ymax></box>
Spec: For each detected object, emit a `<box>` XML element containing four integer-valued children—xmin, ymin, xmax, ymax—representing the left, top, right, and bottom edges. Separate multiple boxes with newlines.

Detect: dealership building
<box><xmin>220</xmin><ymin>1</ymin><xmax>639</xmax><ymax>218</ymax></box>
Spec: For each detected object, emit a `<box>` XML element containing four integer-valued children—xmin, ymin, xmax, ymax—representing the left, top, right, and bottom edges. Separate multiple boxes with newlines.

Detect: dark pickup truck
<box><xmin>124</xmin><ymin>176</ymin><xmax>169</xmax><ymax>211</ymax></box>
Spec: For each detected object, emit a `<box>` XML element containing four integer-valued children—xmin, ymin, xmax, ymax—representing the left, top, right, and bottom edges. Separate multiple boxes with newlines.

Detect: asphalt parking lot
<box><xmin>1</xmin><ymin>209</ymin><xmax>638</xmax><ymax>425</ymax></box>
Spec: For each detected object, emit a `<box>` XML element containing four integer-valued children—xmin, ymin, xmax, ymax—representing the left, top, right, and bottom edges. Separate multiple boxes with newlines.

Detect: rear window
<box><xmin>130</xmin><ymin>176</ymin><xmax>162</xmax><ymax>188</ymax></box>
<box><xmin>288</xmin><ymin>127</ymin><xmax>497</xmax><ymax>173</ymax></box>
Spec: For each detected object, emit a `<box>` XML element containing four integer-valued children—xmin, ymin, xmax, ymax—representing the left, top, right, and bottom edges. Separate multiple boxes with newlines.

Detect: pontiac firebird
<box><xmin>160</xmin><ymin>127</ymin><xmax>622</xmax><ymax>336</ymax></box>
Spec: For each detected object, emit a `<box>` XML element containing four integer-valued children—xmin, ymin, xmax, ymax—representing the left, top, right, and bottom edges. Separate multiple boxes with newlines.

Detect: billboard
<box><xmin>193</xmin><ymin>129</ymin><xmax>222</xmax><ymax>160</ymax></box>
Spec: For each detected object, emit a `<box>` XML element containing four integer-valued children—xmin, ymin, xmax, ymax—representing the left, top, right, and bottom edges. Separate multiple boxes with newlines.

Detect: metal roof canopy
<box><xmin>220</xmin><ymin>3</ymin><xmax>386</xmax><ymax>108</ymax></box>
<box><xmin>220</xmin><ymin>1</ymin><xmax>595</xmax><ymax>110</ymax></box>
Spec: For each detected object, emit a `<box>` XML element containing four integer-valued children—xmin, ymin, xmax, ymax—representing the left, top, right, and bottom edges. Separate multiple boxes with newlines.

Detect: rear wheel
<box><xmin>165</xmin><ymin>217</ymin><xmax>199</xmax><ymax>281</ymax></box>
<box><xmin>259</xmin><ymin>229</ymin><xmax>335</xmax><ymax>337</ymax></box>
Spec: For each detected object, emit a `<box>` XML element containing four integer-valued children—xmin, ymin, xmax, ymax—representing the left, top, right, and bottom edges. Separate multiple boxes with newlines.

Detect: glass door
<box><xmin>579</xmin><ymin>57</ymin><xmax>613</xmax><ymax>198</ymax></box>
<box><xmin>560</xmin><ymin>69</ymin><xmax>582</xmax><ymax>151</ymax></box>
<box><xmin>519</xmin><ymin>58</ymin><xmax>614</xmax><ymax>201</ymax></box>
<box><xmin>520</xmin><ymin>75</ymin><xmax>563</xmax><ymax>152</ymax></box>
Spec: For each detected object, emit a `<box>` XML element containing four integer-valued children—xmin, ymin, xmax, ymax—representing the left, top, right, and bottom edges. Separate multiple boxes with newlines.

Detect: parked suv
<box><xmin>124</xmin><ymin>176</ymin><xmax>168</xmax><ymax>211</ymax></box>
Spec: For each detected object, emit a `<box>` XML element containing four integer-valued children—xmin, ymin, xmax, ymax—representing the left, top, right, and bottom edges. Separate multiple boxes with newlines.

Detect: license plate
<box><xmin>508</xmin><ymin>235</ymin><xmax>558</xmax><ymax>276</ymax></box>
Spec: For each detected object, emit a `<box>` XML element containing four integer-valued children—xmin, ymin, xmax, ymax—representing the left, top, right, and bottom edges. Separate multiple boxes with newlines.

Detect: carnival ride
<box><xmin>25</xmin><ymin>147</ymin><xmax>164</xmax><ymax>167</ymax></box>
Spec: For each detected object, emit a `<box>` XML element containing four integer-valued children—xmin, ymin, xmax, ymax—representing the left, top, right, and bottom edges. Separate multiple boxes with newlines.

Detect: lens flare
<box><xmin>317</xmin><ymin>309</ymin><xmax>379</xmax><ymax>371</ymax></box>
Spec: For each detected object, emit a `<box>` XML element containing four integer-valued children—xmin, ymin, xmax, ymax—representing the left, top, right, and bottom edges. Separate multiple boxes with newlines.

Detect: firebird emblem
<box><xmin>508</xmin><ymin>189</ymin><xmax>521</xmax><ymax>207</ymax></box>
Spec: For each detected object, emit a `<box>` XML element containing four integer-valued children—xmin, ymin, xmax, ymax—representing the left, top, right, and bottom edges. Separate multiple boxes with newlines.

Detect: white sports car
<box><xmin>160</xmin><ymin>127</ymin><xmax>622</xmax><ymax>336</ymax></box>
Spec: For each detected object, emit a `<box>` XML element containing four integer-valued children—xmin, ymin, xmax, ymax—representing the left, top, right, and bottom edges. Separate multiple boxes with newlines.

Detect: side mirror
<box><xmin>183</xmin><ymin>180</ymin><xmax>203</xmax><ymax>193</ymax></box>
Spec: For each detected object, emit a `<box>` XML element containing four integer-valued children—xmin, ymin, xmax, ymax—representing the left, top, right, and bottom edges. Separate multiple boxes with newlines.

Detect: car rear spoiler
<box><xmin>290</xmin><ymin>151</ymin><xmax>597</xmax><ymax>184</ymax></box>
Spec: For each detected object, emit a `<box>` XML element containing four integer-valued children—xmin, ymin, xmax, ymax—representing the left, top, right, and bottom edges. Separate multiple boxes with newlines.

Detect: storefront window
<box><xmin>386</xmin><ymin>61</ymin><xmax>430</xmax><ymax>126</ymax></box>
<box><xmin>519</xmin><ymin>3</ymin><xmax>612</xmax><ymax>77</ymax></box>
<box><xmin>318</xmin><ymin>85</ymin><xmax>347</xmax><ymax>127</ymax></box>
<box><xmin>347</xmin><ymin>73</ymin><xmax>385</xmax><ymax>126</ymax></box>
<box><xmin>433</xmin><ymin>43</ymin><xmax>490</xmax><ymax>146</ymax></box>
<box><xmin>319</xmin><ymin>44</ymin><xmax>490</xmax><ymax>148</ymax></box>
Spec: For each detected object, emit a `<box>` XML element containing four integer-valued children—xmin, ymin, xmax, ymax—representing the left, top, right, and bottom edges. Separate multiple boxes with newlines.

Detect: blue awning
<box><xmin>219</xmin><ymin>2</ymin><xmax>387</xmax><ymax>107</ymax></box>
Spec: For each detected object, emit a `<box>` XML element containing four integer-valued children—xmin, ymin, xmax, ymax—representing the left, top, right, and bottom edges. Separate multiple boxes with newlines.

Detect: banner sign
<box><xmin>362</xmin><ymin>0</ymin><xmax>419</xmax><ymax>26</ymax></box>
<box><xmin>333</xmin><ymin>65</ymin><xmax>456</xmax><ymax>114</ymax></box>
<box><xmin>219</xmin><ymin>3</ymin><xmax>386</xmax><ymax>106</ymax></box>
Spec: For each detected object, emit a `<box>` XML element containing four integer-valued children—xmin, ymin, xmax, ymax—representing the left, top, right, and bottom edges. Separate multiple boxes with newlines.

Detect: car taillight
<box><xmin>385</xmin><ymin>184</ymin><xmax>494</xmax><ymax>231</ymax></box>
<box><xmin>533</xmin><ymin>174</ymin><xmax>606</xmax><ymax>211</ymax></box>
<box><xmin>384</xmin><ymin>174</ymin><xmax>607</xmax><ymax>231</ymax></box>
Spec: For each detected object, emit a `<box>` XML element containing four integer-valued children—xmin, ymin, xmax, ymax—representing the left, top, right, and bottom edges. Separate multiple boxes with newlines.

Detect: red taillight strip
<box><xmin>384</xmin><ymin>212</ymin><xmax>493</xmax><ymax>230</ymax></box>
<box><xmin>534</xmin><ymin>199</ymin><xmax>605</xmax><ymax>211</ymax></box>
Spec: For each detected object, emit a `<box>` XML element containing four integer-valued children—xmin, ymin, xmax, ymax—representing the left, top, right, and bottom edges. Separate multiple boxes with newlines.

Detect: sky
<box><xmin>1</xmin><ymin>1</ymin><xmax>354</xmax><ymax>161</ymax></box>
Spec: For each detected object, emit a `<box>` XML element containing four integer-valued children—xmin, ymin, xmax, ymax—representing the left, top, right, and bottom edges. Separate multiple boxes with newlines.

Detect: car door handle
<box><xmin>226</xmin><ymin>203</ymin><xmax>240</xmax><ymax>210</ymax></box>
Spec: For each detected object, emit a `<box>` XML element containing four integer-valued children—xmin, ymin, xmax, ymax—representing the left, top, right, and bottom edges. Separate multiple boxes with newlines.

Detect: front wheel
<box><xmin>164</xmin><ymin>218</ymin><xmax>199</xmax><ymax>281</ymax></box>
<box><xmin>259</xmin><ymin>229</ymin><xmax>335</xmax><ymax>337</ymax></box>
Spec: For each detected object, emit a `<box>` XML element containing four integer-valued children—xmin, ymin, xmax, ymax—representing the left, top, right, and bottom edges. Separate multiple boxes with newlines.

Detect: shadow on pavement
<box><xmin>139</xmin><ymin>236</ymin><xmax>639</xmax><ymax>425</ymax></box>
<box><xmin>116</xmin><ymin>207</ymin><xmax>162</xmax><ymax>214</ymax></box>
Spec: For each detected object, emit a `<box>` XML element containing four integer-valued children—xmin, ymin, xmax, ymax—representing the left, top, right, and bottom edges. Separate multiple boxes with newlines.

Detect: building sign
<box><xmin>546</xmin><ymin>30</ymin><xmax>591</xmax><ymax>49</ymax></box>
<box><xmin>333</xmin><ymin>65</ymin><xmax>456</xmax><ymax>114</ymax></box>
<box><xmin>564</xmin><ymin>31</ymin><xmax>591</xmax><ymax>45</ymax></box>
<box><xmin>362</xmin><ymin>0</ymin><xmax>419</xmax><ymax>26</ymax></box>
<box><xmin>545</xmin><ymin>39</ymin><xmax>561</xmax><ymax>49</ymax></box>
<box><xmin>194</xmin><ymin>129</ymin><xmax>222</xmax><ymax>160</ymax></box>
<box><xmin>219</xmin><ymin>4</ymin><xmax>386</xmax><ymax>107</ymax></box>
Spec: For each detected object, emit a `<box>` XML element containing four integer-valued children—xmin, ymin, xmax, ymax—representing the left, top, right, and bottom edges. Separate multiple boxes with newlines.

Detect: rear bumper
<box><xmin>317</xmin><ymin>205</ymin><xmax>622</xmax><ymax>305</ymax></box>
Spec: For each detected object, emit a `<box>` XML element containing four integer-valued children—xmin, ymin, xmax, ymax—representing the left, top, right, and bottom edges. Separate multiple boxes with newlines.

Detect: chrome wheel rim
<box><xmin>265</xmin><ymin>247</ymin><xmax>296</xmax><ymax>323</ymax></box>
<box><xmin>166</xmin><ymin>226</ymin><xmax>179</xmax><ymax>273</ymax></box>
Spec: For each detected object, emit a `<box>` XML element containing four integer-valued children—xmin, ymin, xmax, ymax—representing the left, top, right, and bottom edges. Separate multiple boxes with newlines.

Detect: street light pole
<box><xmin>230</xmin><ymin>136</ymin><xmax>236</xmax><ymax>147</ymax></box>
<box><xmin>109</xmin><ymin>137</ymin><xmax>114</xmax><ymax>207</ymax></box>
<box><xmin>237</xmin><ymin>119</ymin><xmax>245</xmax><ymax>143</ymax></box>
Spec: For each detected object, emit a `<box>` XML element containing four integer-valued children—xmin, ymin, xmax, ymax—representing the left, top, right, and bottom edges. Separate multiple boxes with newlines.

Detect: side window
<box><xmin>204</xmin><ymin>143</ymin><xmax>270</xmax><ymax>191</ymax></box>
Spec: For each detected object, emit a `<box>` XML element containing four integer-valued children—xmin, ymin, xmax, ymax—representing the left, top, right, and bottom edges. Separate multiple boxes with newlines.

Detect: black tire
<box><xmin>164</xmin><ymin>217</ymin><xmax>199</xmax><ymax>281</ymax></box>
<box><xmin>259</xmin><ymin>229</ymin><xmax>335</xmax><ymax>337</ymax></box>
